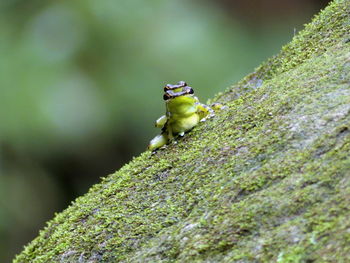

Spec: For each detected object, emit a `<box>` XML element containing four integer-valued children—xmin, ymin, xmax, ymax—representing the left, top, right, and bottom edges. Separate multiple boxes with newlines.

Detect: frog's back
<box><xmin>170</xmin><ymin>113</ymin><xmax>200</xmax><ymax>134</ymax></box>
<box><xmin>166</xmin><ymin>96</ymin><xmax>197</xmax><ymax>116</ymax></box>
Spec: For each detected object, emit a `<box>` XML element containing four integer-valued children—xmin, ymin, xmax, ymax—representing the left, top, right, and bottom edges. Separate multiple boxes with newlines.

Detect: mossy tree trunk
<box><xmin>15</xmin><ymin>0</ymin><xmax>350</xmax><ymax>262</ymax></box>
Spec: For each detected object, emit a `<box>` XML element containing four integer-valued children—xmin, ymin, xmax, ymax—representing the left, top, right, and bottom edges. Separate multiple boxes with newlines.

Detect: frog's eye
<box><xmin>164</xmin><ymin>84</ymin><xmax>171</xmax><ymax>92</ymax></box>
<box><xmin>163</xmin><ymin>93</ymin><xmax>171</xmax><ymax>100</ymax></box>
<box><xmin>183</xmin><ymin>86</ymin><xmax>194</xmax><ymax>94</ymax></box>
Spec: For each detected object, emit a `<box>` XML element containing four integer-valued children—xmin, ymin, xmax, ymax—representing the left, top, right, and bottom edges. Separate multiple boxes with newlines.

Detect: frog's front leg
<box><xmin>155</xmin><ymin>115</ymin><xmax>167</xmax><ymax>128</ymax></box>
<box><xmin>149</xmin><ymin>115</ymin><xmax>169</xmax><ymax>151</ymax></box>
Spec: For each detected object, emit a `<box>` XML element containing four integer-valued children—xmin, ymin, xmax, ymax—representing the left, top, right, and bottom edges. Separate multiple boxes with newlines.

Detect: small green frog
<box><xmin>148</xmin><ymin>81</ymin><xmax>220</xmax><ymax>151</ymax></box>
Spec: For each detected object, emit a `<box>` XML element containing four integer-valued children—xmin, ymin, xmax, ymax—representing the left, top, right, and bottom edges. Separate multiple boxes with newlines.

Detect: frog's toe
<box><xmin>211</xmin><ymin>103</ymin><xmax>227</xmax><ymax>111</ymax></box>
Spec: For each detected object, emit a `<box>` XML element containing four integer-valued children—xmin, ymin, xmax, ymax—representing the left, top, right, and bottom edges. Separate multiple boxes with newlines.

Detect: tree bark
<box><xmin>14</xmin><ymin>0</ymin><xmax>350</xmax><ymax>262</ymax></box>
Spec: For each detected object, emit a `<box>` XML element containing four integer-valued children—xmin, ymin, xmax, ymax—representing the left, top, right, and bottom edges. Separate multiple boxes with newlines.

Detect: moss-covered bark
<box><xmin>14</xmin><ymin>0</ymin><xmax>350</xmax><ymax>262</ymax></box>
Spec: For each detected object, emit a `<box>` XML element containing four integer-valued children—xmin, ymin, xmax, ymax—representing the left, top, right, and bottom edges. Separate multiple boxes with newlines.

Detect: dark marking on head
<box><xmin>164</xmin><ymin>86</ymin><xmax>195</xmax><ymax>99</ymax></box>
<box><xmin>164</xmin><ymin>81</ymin><xmax>188</xmax><ymax>91</ymax></box>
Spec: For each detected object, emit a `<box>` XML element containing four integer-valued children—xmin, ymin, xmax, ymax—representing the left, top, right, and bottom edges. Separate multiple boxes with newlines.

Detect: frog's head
<box><xmin>163</xmin><ymin>81</ymin><xmax>197</xmax><ymax>114</ymax></box>
<box><xmin>163</xmin><ymin>81</ymin><xmax>194</xmax><ymax>101</ymax></box>
<box><xmin>163</xmin><ymin>86</ymin><xmax>194</xmax><ymax>101</ymax></box>
<box><xmin>164</xmin><ymin>81</ymin><xmax>187</xmax><ymax>94</ymax></box>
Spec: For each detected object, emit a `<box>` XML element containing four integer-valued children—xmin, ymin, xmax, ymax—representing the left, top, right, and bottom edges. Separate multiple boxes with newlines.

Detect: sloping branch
<box><xmin>15</xmin><ymin>0</ymin><xmax>350</xmax><ymax>262</ymax></box>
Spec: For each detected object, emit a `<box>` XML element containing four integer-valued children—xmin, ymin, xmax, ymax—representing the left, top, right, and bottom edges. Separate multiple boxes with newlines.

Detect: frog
<box><xmin>148</xmin><ymin>81</ymin><xmax>221</xmax><ymax>151</ymax></box>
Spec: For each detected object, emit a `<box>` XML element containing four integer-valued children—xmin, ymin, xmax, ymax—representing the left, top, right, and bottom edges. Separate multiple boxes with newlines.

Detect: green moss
<box><xmin>14</xmin><ymin>0</ymin><xmax>350</xmax><ymax>262</ymax></box>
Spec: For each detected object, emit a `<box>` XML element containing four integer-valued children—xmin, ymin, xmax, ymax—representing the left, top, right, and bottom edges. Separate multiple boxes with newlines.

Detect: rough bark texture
<box><xmin>14</xmin><ymin>0</ymin><xmax>350</xmax><ymax>262</ymax></box>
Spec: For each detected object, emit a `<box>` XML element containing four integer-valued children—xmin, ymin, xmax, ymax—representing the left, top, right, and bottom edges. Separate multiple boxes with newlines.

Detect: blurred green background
<box><xmin>0</xmin><ymin>0</ymin><xmax>329</xmax><ymax>261</ymax></box>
